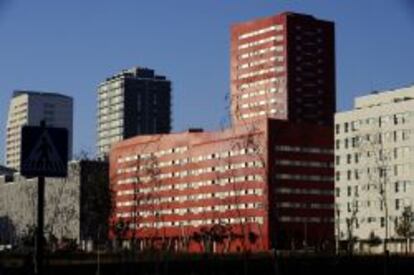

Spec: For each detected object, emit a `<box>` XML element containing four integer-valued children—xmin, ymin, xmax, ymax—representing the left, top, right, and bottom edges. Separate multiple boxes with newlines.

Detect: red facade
<box><xmin>267</xmin><ymin>120</ymin><xmax>334</xmax><ymax>249</ymax></box>
<box><xmin>109</xmin><ymin>12</ymin><xmax>336</xmax><ymax>253</ymax></box>
<box><xmin>110</xmin><ymin>119</ymin><xmax>334</xmax><ymax>252</ymax></box>
<box><xmin>231</xmin><ymin>12</ymin><xmax>335</xmax><ymax>127</ymax></box>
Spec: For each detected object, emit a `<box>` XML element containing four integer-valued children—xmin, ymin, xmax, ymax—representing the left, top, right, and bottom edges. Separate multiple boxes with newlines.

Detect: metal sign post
<box><xmin>35</xmin><ymin>175</ymin><xmax>45</xmax><ymax>275</ymax></box>
<box><xmin>20</xmin><ymin>121</ymin><xmax>68</xmax><ymax>275</ymax></box>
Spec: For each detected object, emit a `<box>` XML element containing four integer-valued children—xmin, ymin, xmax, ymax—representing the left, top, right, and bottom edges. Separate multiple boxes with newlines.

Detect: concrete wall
<box><xmin>0</xmin><ymin>170</ymin><xmax>80</xmax><ymax>245</ymax></box>
<box><xmin>0</xmin><ymin>160</ymin><xmax>109</xmax><ymax>247</ymax></box>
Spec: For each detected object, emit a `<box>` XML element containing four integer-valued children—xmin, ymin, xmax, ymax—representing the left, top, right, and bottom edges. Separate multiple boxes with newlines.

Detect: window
<box><xmin>335</xmin><ymin>124</ymin><xmax>340</xmax><ymax>134</ymax></box>
<box><xmin>336</xmin><ymin>171</ymin><xmax>340</xmax><ymax>181</ymax></box>
<box><xmin>344</xmin><ymin>122</ymin><xmax>349</xmax><ymax>133</ymax></box>
<box><xmin>379</xmin><ymin>168</ymin><xmax>387</xmax><ymax>178</ymax></box>
<box><xmin>354</xmin><ymin>170</ymin><xmax>359</xmax><ymax>180</ymax></box>
<box><xmin>352</xmin><ymin>137</ymin><xmax>358</xmax><ymax>148</ymax></box>
<box><xmin>395</xmin><ymin>199</ymin><xmax>400</xmax><ymax>210</ymax></box>
<box><xmin>395</xmin><ymin>182</ymin><xmax>399</xmax><ymax>193</ymax></box>
<box><xmin>351</xmin><ymin>121</ymin><xmax>359</xmax><ymax>131</ymax></box>
<box><xmin>403</xmin><ymin>130</ymin><xmax>410</xmax><ymax>141</ymax></box>
<box><xmin>347</xmin><ymin>186</ymin><xmax>351</xmax><ymax>197</ymax></box>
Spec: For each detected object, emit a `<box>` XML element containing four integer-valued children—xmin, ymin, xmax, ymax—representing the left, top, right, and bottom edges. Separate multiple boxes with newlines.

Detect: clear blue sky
<box><xmin>0</xmin><ymin>0</ymin><xmax>413</xmax><ymax>164</ymax></box>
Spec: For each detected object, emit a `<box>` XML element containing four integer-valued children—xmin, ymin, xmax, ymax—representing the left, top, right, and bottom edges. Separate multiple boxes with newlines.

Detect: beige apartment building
<box><xmin>5</xmin><ymin>91</ymin><xmax>73</xmax><ymax>170</ymax></box>
<box><xmin>335</xmin><ymin>85</ymin><xmax>414</xmax><ymax>253</ymax></box>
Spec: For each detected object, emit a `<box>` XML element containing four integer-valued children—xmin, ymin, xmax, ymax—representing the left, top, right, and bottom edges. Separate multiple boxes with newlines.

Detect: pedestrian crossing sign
<box><xmin>20</xmin><ymin>125</ymin><xmax>68</xmax><ymax>177</ymax></box>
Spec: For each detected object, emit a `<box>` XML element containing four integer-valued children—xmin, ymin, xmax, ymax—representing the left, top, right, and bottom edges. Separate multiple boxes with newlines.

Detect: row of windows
<box><xmin>240</xmin><ymin>98</ymin><xmax>280</xmax><ymax>110</ymax></box>
<box><xmin>279</xmin><ymin>216</ymin><xmax>333</xmax><ymax>223</ymax></box>
<box><xmin>337</xmin><ymin>181</ymin><xmax>411</xmax><ymax>199</ymax></box>
<box><xmin>238</xmin><ymin>35</ymin><xmax>283</xmax><ymax>50</ymax></box>
<box><xmin>99</xmin><ymin>80</ymin><xmax>123</xmax><ymax>91</ymax></box>
<box><xmin>336</xmin><ymin>147</ymin><xmax>411</xmax><ymax>165</ymax></box>
<box><xmin>276</xmin><ymin>188</ymin><xmax>333</xmax><ymax>195</ymax></box>
<box><xmin>117</xmin><ymin>159</ymin><xmax>264</xmax><ymax>177</ymax></box>
<box><xmin>238</xmin><ymin>24</ymin><xmax>283</xmax><ymax>40</ymax></box>
<box><xmin>99</xmin><ymin>94</ymin><xmax>123</xmax><ymax>108</ymax></box>
<box><xmin>117</xmin><ymin>174</ymin><xmax>264</xmax><ymax>187</ymax></box>
<box><xmin>12</xmin><ymin>101</ymin><xmax>28</xmax><ymax>109</ymax></box>
<box><xmin>335</xmin><ymin>112</ymin><xmax>412</xmax><ymax>134</ymax></box>
<box><xmin>275</xmin><ymin>145</ymin><xmax>333</xmax><ymax>154</ymax></box>
<box><xmin>238</xmin><ymin>45</ymin><xmax>283</xmax><ymax>61</ymax></box>
<box><xmin>98</xmin><ymin>113</ymin><xmax>123</xmax><ymax>126</ymax></box>
<box><xmin>276</xmin><ymin>173</ymin><xmax>333</xmax><ymax>182</ymax></box>
<box><xmin>98</xmin><ymin>135</ymin><xmax>122</xmax><ymax>148</ymax></box>
<box><xmin>6</xmin><ymin>124</ymin><xmax>26</xmax><ymax>133</ymax></box>
<box><xmin>7</xmin><ymin>117</ymin><xmax>28</xmax><ymax>128</ymax></box>
<box><xmin>117</xmin><ymin>202</ymin><xmax>263</xmax><ymax>218</ymax></box>
<box><xmin>275</xmin><ymin>159</ymin><xmax>333</xmax><ymax>168</ymax></box>
<box><xmin>335</xmin><ymin>130</ymin><xmax>412</xmax><ymax>150</ymax></box>
<box><xmin>98</xmin><ymin>127</ymin><xmax>123</xmax><ymax>138</ymax></box>
<box><xmin>240</xmin><ymin>108</ymin><xmax>281</xmax><ymax>119</ymax></box>
<box><xmin>336</xmin><ymin>164</ymin><xmax>412</xmax><ymax>181</ymax></box>
<box><xmin>338</xmin><ymin>217</ymin><xmax>385</xmax><ymax>229</ymax></box>
<box><xmin>239</xmin><ymin>76</ymin><xmax>283</xmax><ymax>90</ymax></box>
<box><xmin>340</xmin><ymin>198</ymin><xmax>409</xmax><ymax>214</ymax></box>
<box><xmin>125</xmin><ymin>216</ymin><xmax>265</xmax><ymax>229</ymax></box>
<box><xmin>118</xmin><ymin>146</ymin><xmax>189</xmax><ymax>164</ymax></box>
<box><xmin>338</xmin><ymin>215</ymin><xmax>410</xmax><ymax>234</ymax></box>
<box><xmin>98</xmin><ymin>89</ymin><xmax>123</xmax><ymax>100</ymax></box>
<box><xmin>277</xmin><ymin>202</ymin><xmax>333</xmax><ymax>210</ymax></box>
<box><xmin>238</xmin><ymin>66</ymin><xmax>284</xmax><ymax>80</ymax></box>
<box><xmin>118</xmin><ymin>187</ymin><xmax>263</xmax><ymax>199</ymax></box>
<box><xmin>238</xmin><ymin>56</ymin><xmax>284</xmax><ymax>70</ymax></box>
<box><xmin>240</xmin><ymin>87</ymin><xmax>279</xmax><ymax>100</ymax></box>
<box><xmin>99</xmin><ymin>103</ymin><xmax>124</xmax><ymax>116</ymax></box>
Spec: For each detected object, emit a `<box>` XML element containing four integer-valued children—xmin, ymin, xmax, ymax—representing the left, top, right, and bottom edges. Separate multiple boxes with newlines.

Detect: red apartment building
<box><xmin>109</xmin><ymin>12</ymin><xmax>336</xmax><ymax>253</ymax></box>
<box><xmin>231</xmin><ymin>12</ymin><xmax>335</xmax><ymax>126</ymax></box>
<box><xmin>110</xmin><ymin>119</ymin><xmax>334</xmax><ymax>252</ymax></box>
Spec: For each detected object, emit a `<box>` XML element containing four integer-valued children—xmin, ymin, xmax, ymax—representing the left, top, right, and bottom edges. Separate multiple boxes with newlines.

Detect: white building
<box><xmin>5</xmin><ymin>91</ymin><xmax>73</xmax><ymax>170</ymax></box>
<box><xmin>335</xmin><ymin>85</ymin><xmax>414</xmax><ymax>253</ymax></box>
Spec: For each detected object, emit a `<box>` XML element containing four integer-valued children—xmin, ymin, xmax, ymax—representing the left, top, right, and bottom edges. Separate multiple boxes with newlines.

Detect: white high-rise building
<box><xmin>335</xmin><ymin>85</ymin><xmax>414</xmax><ymax>253</ymax></box>
<box><xmin>5</xmin><ymin>91</ymin><xmax>73</xmax><ymax>171</ymax></box>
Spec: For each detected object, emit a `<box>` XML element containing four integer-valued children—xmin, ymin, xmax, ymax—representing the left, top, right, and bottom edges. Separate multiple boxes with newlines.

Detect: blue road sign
<box><xmin>20</xmin><ymin>125</ymin><xmax>68</xmax><ymax>177</ymax></box>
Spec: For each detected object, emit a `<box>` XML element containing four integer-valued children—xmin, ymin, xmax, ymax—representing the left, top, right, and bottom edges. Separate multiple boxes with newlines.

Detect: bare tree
<box><xmin>395</xmin><ymin>206</ymin><xmax>414</xmax><ymax>254</ymax></box>
<box><xmin>45</xmin><ymin>178</ymin><xmax>79</xmax><ymax>249</ymax></box>
<box><xmin>112</xmin><ymin>217</ymin><xmax>130</xmax><ymax>250</ymax></box>
<box><xmin>146</xmin><ymin>153</ymin><xmax>164</xmax><ymax>250</ymax></box>
<box><xmin>345</xmin><ymin>199</ymin><xmax>359</xmax><ymax>254</ymax></box>
<box><xmin>357</xmin><ymin>129</ymin><xmax>393</xmax><ymax>253</ymax></box>
<box><xmin>213</xmin><ymin>123</ymin><xmax>267</xmax><ymax>254</ymax></box>
<box><xmin>112</xmin><ymin>137</ymin><xmax>163</xmax><ymax>252</ymax></box>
